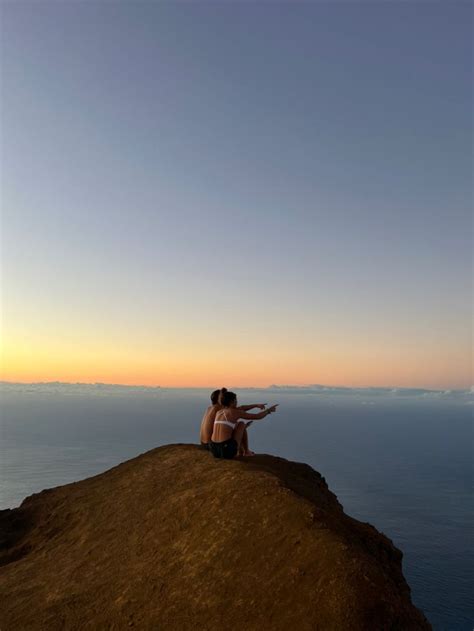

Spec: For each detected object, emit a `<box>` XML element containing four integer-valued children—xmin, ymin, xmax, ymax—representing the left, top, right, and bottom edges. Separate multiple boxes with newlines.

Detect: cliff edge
<box><xmin>0</xmin><ymin>444</ymin><xmax>430</xmax><ymax>630</ymax></box>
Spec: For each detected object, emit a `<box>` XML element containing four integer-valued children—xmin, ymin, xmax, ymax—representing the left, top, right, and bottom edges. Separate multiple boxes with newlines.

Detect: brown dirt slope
<box><xmin>0</xmin><ymin>444</ymin><xmax>431</xmax><ymax>630</ymax></box>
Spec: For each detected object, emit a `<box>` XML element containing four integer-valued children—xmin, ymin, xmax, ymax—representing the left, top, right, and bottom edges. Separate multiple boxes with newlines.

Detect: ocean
<box><xmin>0</xmin><ymin>382</ymin><xmax>472</xmax><ymax>630</ymax></box>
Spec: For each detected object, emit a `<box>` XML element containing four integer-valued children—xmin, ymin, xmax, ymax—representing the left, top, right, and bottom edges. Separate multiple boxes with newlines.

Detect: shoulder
<box><xmin>227</xmin><ymin>408</ymin><xmax>240</xmax><ymax>418</ymax></box>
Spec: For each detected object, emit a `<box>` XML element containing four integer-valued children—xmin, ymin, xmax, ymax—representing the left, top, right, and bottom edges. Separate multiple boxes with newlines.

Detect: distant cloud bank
<box><xmin>0</xmin><ymin>381</ymin><xmax>161</xmax><ymax>395</ymax></box>
<box><xmin>0</xmin><ymin>380</ymin><xmax>472</xmax><ymax>402</ymax></box>
<box><xmin>265</xmin><ymin>384</ymin><xmax>473</xmax><ymax>398</ymax></box>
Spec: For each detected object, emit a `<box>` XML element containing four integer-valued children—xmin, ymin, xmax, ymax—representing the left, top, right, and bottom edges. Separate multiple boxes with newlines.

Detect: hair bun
<box><xmin>221</xmin><ymin>387</ymin><xmax>227</xmax><ymax>393</ymax></box>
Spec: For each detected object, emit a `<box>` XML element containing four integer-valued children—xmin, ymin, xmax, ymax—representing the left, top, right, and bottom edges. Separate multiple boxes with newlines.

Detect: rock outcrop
<box><xmin>0</xmin><ymin>444</ymin><xmax>431</xmax><ymax>630</ymax></box>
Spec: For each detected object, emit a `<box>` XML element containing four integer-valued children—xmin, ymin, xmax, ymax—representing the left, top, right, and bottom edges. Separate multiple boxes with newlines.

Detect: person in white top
<box><xmin>199</xmin><ymin>388</ymin><xmax>267</xmax><ymax>455</ymax></box>
<box><xmin>210</xmin><ymin>390</ymin><xmax>278</xmax><ymax>459</ymax></box>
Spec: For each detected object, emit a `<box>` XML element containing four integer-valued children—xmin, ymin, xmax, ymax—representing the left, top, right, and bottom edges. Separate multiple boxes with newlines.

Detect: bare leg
<box><xmin>242</xmin><ymin>428</ymin><xmax>255</xmax><ymax>456</ymax></box>
<box><xmin>232</xmin><ymin>423</ymin><xmax>247</xmax><ymax>453</ymax></box>
<box><xmin>237</xmin><ymin>428</ymin><xmax>249</xmax><ymax>456</ymax></box>
<box><xmin>234</xmin><ymin>426</ymin><xmax>255</xmax><ymax>457</ymax></box>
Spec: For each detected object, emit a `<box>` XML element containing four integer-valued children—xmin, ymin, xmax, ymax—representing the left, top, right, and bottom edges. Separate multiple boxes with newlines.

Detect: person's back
<box><xmin>200</xmin><ymin>403</ymin><xmax>221</xmax><ymax>445</ymax></box>
<box><xmin>212</xmin><ymin>406</ymin><xmax>242</xmax><ymax>443</ymax></box>
<box><xmin>199</xmin><ymin>389</ymin><xmax>223</xmax><ymax>447</ymax></box>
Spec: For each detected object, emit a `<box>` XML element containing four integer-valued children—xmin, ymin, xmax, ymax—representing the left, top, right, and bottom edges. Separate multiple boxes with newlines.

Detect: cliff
<box><xmin>0</xmin><ymin>444</ymin><xmax>431</xmax><ymax>630</ymax></box>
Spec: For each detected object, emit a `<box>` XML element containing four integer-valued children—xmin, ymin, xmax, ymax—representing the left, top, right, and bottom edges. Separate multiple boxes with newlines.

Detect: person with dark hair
<box><xmin>210</xmin><ymin>391</ymin><xmax>278</xmax><ymax>459</ymax></box>
<box><xmin>199</xmin><ymin>388</ymin><xmax>267</xmax><ymax>453</ymax></box>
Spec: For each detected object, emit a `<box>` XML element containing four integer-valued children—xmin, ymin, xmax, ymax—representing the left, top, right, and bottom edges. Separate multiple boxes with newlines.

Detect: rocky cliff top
<box><xmin>0</xmin><ymin>444</ymin><xmax>430</xmax><ymax>630</ymax></box>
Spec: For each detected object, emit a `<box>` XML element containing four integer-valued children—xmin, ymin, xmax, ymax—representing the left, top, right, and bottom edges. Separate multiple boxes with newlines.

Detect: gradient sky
<box><xmin>1</xmin><ymin>1</ymin><xmax>472</xmax><ymax>388</ymax></box>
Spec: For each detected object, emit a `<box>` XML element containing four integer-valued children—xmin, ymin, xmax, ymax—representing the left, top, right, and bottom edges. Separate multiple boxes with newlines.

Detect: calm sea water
<box><xmin>1</xmin><ymin>383</ymin><xmax>472</xmax><ymax>630</ymax></box>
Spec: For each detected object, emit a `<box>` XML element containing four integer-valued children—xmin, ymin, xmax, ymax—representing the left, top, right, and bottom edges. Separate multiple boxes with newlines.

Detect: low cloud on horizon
<box><xmin>1</xmin><ymin>381</ymin><xmax>472</xmax><ymax>401</ymax></box>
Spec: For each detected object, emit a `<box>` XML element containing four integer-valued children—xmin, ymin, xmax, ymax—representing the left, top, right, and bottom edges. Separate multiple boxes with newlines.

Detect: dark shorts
<box><xmin>200</xmin><ymin>442</ymin><xmax>210</xmax><ymax>451</ymax></box>
<box><xmin>210</xmin><ymin>439</ymin><xmax>238</xmax><ymax>460</ymax></box>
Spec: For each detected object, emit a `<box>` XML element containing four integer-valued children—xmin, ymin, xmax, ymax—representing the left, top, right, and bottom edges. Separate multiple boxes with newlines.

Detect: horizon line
<box><xmin>1</xmin><ymin>379</ymin><xmax>472</xmax><ymax>394</ymax></box>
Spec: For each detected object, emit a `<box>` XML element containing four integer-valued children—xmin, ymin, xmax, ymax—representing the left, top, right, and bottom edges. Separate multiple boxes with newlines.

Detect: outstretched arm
<box><xmin>238</xmin><ymin>404</ymin><xmax>267</xmax><ymax>412</ymax></box>
<box><xmin>237</xmin><ymin>405</ymin><xmax>278</xmax><ymax>421</ymax></box>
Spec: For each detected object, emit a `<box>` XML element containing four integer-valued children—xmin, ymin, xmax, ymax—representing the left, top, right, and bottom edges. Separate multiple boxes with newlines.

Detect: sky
<box><xmin>1</xmin><ymin>1</ymin><xmax>472</xmax><ymax>389</ymax></box>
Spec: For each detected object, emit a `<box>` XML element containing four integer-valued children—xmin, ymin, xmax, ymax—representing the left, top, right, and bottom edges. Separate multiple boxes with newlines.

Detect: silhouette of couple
<box><xmin>199</xmin><ymin>388</ymin><xmax>278</xmax><ymax>459</ymax></box>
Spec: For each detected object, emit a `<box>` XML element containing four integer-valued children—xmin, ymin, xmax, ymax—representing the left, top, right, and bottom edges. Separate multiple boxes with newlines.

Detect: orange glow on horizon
<box><xmin>1</xmin><ymin>334</ymin><xmax>471</xmax><ymax>390</ymax></box>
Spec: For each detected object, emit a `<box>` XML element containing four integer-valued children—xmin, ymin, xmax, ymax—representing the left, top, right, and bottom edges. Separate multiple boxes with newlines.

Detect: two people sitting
<box><xmin>199</xmin><ymin>387</ymin><xmax>278</xmax><ymax>459</ymax></box>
